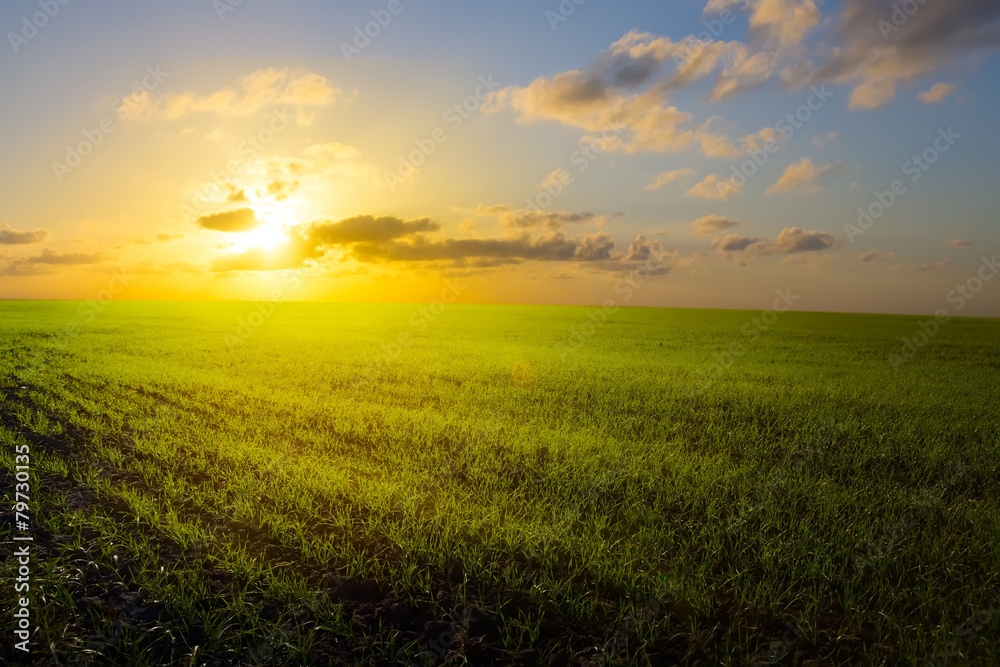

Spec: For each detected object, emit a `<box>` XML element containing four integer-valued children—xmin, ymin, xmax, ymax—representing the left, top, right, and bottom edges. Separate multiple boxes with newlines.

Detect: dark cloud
<box><xmin>787</xmin><ymin>0</ymin><xmax>1000</xmax><ymax>108</ymax></box>
<box><xmin>197</xmin><ymin>208</ymin><xmax>261</xmax><ymax>232</ymax></box>
<box><xmin>774</xmin><ymin>227</ymin><xmax>837</xmax><ymax>253</ymax></box>
<box><xmin>714</xmin><ymin>227</ymin><xmax>838</xmax><ymax>259</ymax></box>
<box><xmin>592</xmin><ymin>234</ymin><xmax>673</xmax><ymax>276</ymax></box>
<box><xmin>210</xmin><ymin>214</ymin><xmax>440</xmax><ymax>272</ymax></box>
<box><xmin>22</xmin><ymin>248</ymin><xmax>111</xmax><ymax>265</ymax></box>
<box><xmin>484</xmin><ymin>31</ymin><xmax>744</xmax><ymax>155</ymax></box>
<box><xmin>918</xmin><ymin>259</ymin><xmax>950</xmax><ymax>271</ymax></box>
<box><xmin>468</xmin><ymin>204</ymin><xmax>602</xmax><ymax>231</ymax></box>
<box><xmin>504</xmin><ymin>210</ymin><xmax>599</xmax><ymax>230</ymax></box>
<box><xmin>574</xmin><ymin>232</ymin><xmax>617</xmax><ymax>261</ymax></box>
<box><xmin>857</xmin><ymin>250</ymin><xmax>893</xmax><ymax>262</ymax></box>
<box><xmin>347</xmin><ymin>230</ymin><xmax>639</xmax><ymax>266</ymax></box>
<box><xmin>209</xmin><ymin>213</ymin><xmax>665</xmax><ymax>274</ymax></box>
<box><xmin>842</xmin><ymin>0</ymin><xmax>1000</xmax><ymax>51</ymax></box>
<box><xmin>349</xmin><ymin>233</ymin><xmax>582</xmax><ymax>264</ymax></box>
<box><xmin>0</xmin><ymin>224</ymin><xmax>49</xmax><ymax>245</ymax></box>
<box><xmin>307</xmin><ymin>215</ymin><xmax>440</xmax><ymax>244</ymax></box>
<box><xmin>625</xmin><ymin>234</ymin><xmax>665</xmax><ymax>262</ymax></box>
<box><xmin>691</xmin><ymin>215</ymin><xmax>740</xmax><ymax>236</ymax></box>
<box><xmin>0</xmin><ymin>262</ymin><xmax>55</xmax><ymax>276</ymax></box>
<box><xmin>716</xmin><ymin>234</ymin><xmax>768</xmax><ymax>253</ymax></box>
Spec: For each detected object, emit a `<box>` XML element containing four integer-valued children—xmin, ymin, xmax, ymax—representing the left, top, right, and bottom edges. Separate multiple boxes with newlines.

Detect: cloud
<box><xmin>707</xmin><ymin>0</ymin><xmax>822</xmax><ymax>47</ymax></box>
<box><xmin>737</xmin><ymin>0</ymin><xmax>823</xmax><ymax>49</ymax></box>
<box><xmin>686</xmin><ymin>173</ymin><xmax>743</xmax><ymax>200</ymax></box>
<box><xmin>848</xmin><ymin>79</ymin><xmax>898</xmax><ymax>110</ymax></box>
<box><xmin>711</xmin><ymin>49</ymin><xmax>779</xmax><ymax>101</ymax></box>
<box><xmin>539</xmin><ymin>168</ymin><xmax>572</xmax><ymax>189</ymax></box>
<box><xmin>505</xmin><ymin>0</ymin><xmax>1000</xmax><ymax>128</ymax></box>
<box><xmin>189</xmin><ymin>142</ymin><xmax>380</xmax><ymax>217</ymax></box>
<box><xmin>257</xmin><ymin>142</ymin><xmax>380</xmax><ymax>190</ymax></box>
<box><xmin>625</xmin><ymin>234</ymin><xmax>666</xmax><ymax>262</ymax></box>
<box><xmin>465</xmin><ymin>204</ymin><xmax>601</xmax><ymax>231</ymax></box>
<box><xmin>811</xmin><ymin>131</ymin><xmax>838</xmax><ymax>148</ymax></box>
<box><xmin>714</xmin><ymin>234</ymin><xmax>769</xmax><ymax>253</ymax></box>
<box><xmin>947</xmin><ymin>238</ymin><xmax>975</xmax><ymax>247</ymax></box>
<box><xmin>781</xmin><ymin>0</ymin><xmax>1000</xmax><ymax>110</ymax></box>
<box><xmin>22</xmin><ymin>248</ymin><xmax>110</xmax><ymax>265</ymax></box>
<box><xmin>919</xmin><ymin>82</ymin><xmax>958</xmax><ymax>104</ymax></box>
<box><xmin>574</xmin><ymin>231</ymin><xmax>618</xmax><ymax>261</ymax></box>
<box><xmin>765</xmin><ymin>157</ymin><xmax>845</xmax><ymax>193</ymax></box>
<box><xmin>306</xmin><ymin>215</ymin><xmax>440</xmax><ymax>244</ymax></box>
<box><xmin>506</xmin><ymin>211</ymin><xmax>601</xmax><ymax>230</ymax></box>
<box><xmin>118</xmin><ymin>68</ymin><xmax>341</xmax><ymax>123</ymax></box>
<box><xmin>209</xmin><ymin>213</ymin><xmax>443</xmax><ymax>271</ymax></box>
<box><xmin>196</xmin><ymin>208</ymin><xmax>261</xmax><ymax>233</ymax></box>
<box><xmin>265</xmin><ymin>179</ymin><xmax>300</xmax><ymax>200</ymax></box>
<box><xmin>647</xmin><ymin>167</ymin><xmax>696</xmax><ymax>191</ymax></box>
<box><xmin>132</xmin><ymin>233</ymin><xmax>184</xmax><ymax>245</ymax></box>
<box><xmin>211</xmin><ymin>237</ymin><xmax>322</xmax><ymax>272</ymax></box>
<box><xmin>483</xmin><ymin>30</ymin><xmax>769</xmax><ymax>155</ymax></box>
<box><xmin>714</xmin><ymin>226</ymin><xmax>837</xmax><ymax>260</ymax></box>
<box><xmin>211</xmin><ymin>208</ymin><xmax>664</xmax><ymax>275</ymax></box>
<box><xmin>919</xmin><ymin>260</ymin><xmax>950</xmax><ymax>271</ymax></box>
<box><xmin>857</xmin><ymin>249</ymin><xmax>894</xmax><ymax>262</ymax></box>
<box><xmin>468</xmin><ymin>204</ymin><xmax>513</xmax><ymax>217</ymax></box>
<box><xmin>691</xmin><ymin>215</ymin><xmax>740</xmax><ymax>236</ymax></box>
<box><xmin>0</xmin><ymin>262</ymin><xmax>55</xmax><ymax>276</ymax></box>
<box><xmin>0</xmin><ymin>224</ymin><xmax>49</xmax><ymax>245</ymax></box>
<box><xmin>773</xmin><ymin>226</ymin><xmax>837</xmax><ymax>252</ymax></box>
<box><xmin>347</xmin><ymin>232</ymin><xmax>609</xmax><ymax>265</ymax></box>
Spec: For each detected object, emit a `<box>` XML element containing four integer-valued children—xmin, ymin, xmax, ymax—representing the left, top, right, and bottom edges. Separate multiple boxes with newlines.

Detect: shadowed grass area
<box><xmin>1</xmin><ymin>301</ymin><xmax>998</xmax><ymax>665</ymax></box>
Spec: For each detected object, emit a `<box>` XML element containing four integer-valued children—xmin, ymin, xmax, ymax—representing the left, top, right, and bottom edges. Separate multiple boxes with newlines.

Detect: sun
<box><xmin>236</xmin><ymin>224</ymin><xmax>288</xmax><ymax>251</ymax></box>
<box><xmin>230</xmin><ymin>207</ymin><xmax>294</xmax><ymax>253</ymax></box>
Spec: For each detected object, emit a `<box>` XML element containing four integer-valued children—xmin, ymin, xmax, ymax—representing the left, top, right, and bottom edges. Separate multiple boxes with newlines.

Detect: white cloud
<box><xmin>118</xmin><ymin>68</ymin><xmax>341</xmax><ymax>123</ymax></box>
<box><xmin>686</xmin><ymin>173</ymin><xmax>743</xmax><ymax>200</ymax></box>
<box><xmin>765</xmin><ymin>157</ymin><xmax>845</xmax><ymax>194</ymax></box>
<box><xmin>690</xmin><ymin>215</ymin><xmax>740</xmax><ymax>236</ymax></box>
<box><xmin>918</xmin><ymin>83</ymin><xmax>958</xmax><ymax>104</ymax></box>
<box><xmin>647</xmin><ymin>167</ymin><xmax>696</xmax><ymax>191</ymax></box>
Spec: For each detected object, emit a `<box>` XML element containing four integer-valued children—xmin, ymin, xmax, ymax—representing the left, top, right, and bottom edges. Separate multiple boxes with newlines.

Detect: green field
<box><xmin>2</xmin><ymin>301</ymin><xmax>999</xmax><ymax>666</ymax></box>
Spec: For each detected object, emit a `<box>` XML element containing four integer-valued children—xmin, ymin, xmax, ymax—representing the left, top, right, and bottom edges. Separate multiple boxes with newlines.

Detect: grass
<box><xmin>1</xmin><ymin>300</ymin><xmax>998</xmax><ymax>665</ymax></box>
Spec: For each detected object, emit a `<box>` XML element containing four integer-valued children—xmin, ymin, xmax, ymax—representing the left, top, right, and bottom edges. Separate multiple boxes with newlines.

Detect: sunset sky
<box><xmin>1</xmin><ymin>0</ymin><xmax>998</xmax><ymax>315</ymax></box>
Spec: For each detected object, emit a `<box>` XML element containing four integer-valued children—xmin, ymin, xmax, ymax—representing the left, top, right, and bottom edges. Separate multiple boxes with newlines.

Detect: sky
<box><xmin>0</xmin><ymin>0</ymin><xmax>998</xmax><ymax>316</ymax></box>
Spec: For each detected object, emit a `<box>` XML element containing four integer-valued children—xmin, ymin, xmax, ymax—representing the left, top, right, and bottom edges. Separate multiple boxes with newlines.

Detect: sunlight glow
<box><xmin>228</xmin><ymin>206</ymin><xmax>294</xmax><ymax>253</ymax></box>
